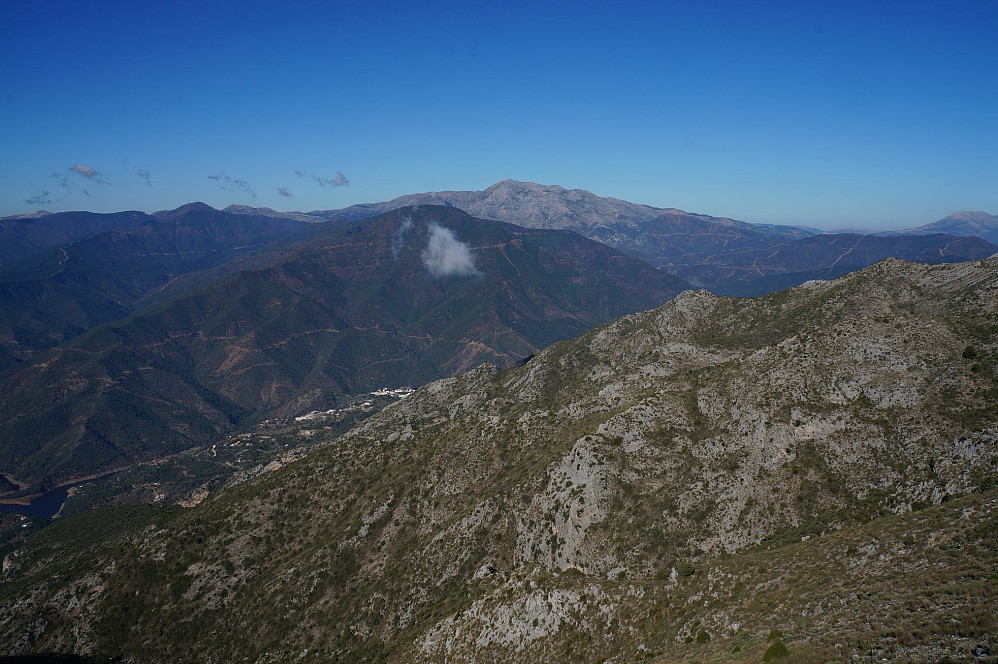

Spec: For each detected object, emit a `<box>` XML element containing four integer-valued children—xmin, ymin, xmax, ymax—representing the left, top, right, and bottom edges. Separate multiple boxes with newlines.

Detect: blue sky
<box><xmin>1</xmin><ymin>0</ymin><xmax>996</xmax><ymax>229</ymax></box>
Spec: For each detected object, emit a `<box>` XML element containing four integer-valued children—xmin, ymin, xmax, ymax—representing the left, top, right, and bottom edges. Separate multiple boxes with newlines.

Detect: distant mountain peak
<box><xmin>943</xmin><ymin>210</ymin><xmax>995</xmax><ymax>221</ymax></box>
<box><xmin>486</xmin><ymin>179</ymin><xmax>567</xmax><ymax>194</ymax></box>
<box><xmin>224</xmin><ymin>204</ymin><xmax>279</xmax><ymax>215</ymax></box>
<box><xmin>284</xmin><ymin>183</ymin><xmax>993</xmax><ymax>294</ymax></box>
<box><xmin>0</xmin><ymin>210</ymin><xmax>52</xmax><ymax>221</ymax></box>
<box><xmin>152</xmin><ymin>202</ymin><xmax>218</xmax><ymax>220</ymax></box>
<box><xmin>902</xmin><ymin>210</ymin><xmax>998</xmax><ymax>244</ymax></box>
<box><xmin>176</xmin><ymin>201</ymin><xmax>216</xmax><ymax>212</ymax></box>
<box><xmin>224</xmin><ymin>204</ymin><xmax>326</xmax><ymax>223</ymax></box>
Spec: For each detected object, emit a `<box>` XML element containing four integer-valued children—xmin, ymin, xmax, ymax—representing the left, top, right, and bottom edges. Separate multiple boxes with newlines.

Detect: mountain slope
<box><xmin>0</xmin><ymin>206</ymin><xmax>688</xmax><ymax>494</ymax></box>
<box><xmin>247</xmin><ymin>180</ymin><xmax>995</xmax><ymax>293</ymax></box>
<box><xmin>900</xmin><ymin>210</ymin><xmax>998</xmax><ymax>244</ymax></box>
<box><xmin>686</xmin><ymin>231</ymin><xmax>998</xmax><ymax>296</ymax></box>
<box><xmin>0</xmin><ymin>203</ymin><xmax>314</xmax><ymax>366</ymax></box>
<box><xmin>0</xmin><ymin>210</ymin><xmax>150</xmax><ymax>266</ymax></box>
<box><xmin>1</xmin><ymin>256</ymin><xmax>995</xmax><ymax>662</ymax></box>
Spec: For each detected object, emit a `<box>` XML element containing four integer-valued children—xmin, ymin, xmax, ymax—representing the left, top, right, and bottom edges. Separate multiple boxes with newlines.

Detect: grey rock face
<box><xmin>306</xmin><ymin>179</ymin><xmax>808</xmax><ymax>245</ymax></box>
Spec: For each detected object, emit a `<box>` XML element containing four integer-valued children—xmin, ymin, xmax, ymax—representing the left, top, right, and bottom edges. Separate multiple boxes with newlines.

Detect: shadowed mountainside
<box><xmin>0</xmin><ymin>203</ymin><xmax>316</xmax><ymax>368</ymax></box>
<box><xmin>682</xmin><ymin>230</ymin><xmax>998</xmax><ymax>296</ymax></box>
<box><xmin>0</xmin><ymin>210</ymin><xmax>149</xmax><ymax>266</ymax></box>
<box><xmin>0</xmin><ymin>206</ymin><xmax>688</xmax><ymax>494</ymax></box>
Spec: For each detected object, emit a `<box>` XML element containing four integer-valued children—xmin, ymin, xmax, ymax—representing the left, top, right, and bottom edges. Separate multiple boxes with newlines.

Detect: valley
<box><xmin>0</xmin><ymin>203</ymin><xmax>687</xmax><ymax>498</ymax></box>
<box><xmin>1</xmin><ymin>255</ymin><xmax>994</xmax><ymax>663</ymax></box>
<box><xmin>0</xmin><ymin>184</ymin><xmax>995</xmax><ymax>663</ymax></box>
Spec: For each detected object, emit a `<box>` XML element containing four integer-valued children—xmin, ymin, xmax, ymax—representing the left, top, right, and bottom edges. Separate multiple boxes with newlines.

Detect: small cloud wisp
<box><xmin>295</xmin><ymin>169</ymin><xmax>349</xmax><ymax>188</ymax></box>
<box><xmin>392</xmin><ymin>216</ymin><xmax>413</xmax><ymax>258</ymax></box>
<box><xmin>208</xmin><ymin>171</ymin><xmax>256</xmax><ymax>198</ymax></box>
<box><xmin>69</xmin><ymin>163</ymin><xmax>109</xmax><ymax>184</ymax></box>
<box><xmin>50</xmin><ymin>172</ymin><xmax>71</xmax><ymax>190</ymax></box>
<box><xmin>421</xmin><ymin>222</ymin><xmax>480</xmax><ymax>278</ymax></box>
<box><xmin>24</xmin><ymin>190</ymin><xmax>52</xmax><ymax>206</ymax></box>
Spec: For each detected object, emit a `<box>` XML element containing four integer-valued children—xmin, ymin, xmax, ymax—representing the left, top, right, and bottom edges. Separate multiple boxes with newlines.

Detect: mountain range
<box><xmin>0</xmin><ymin>203</ymin><xmax>316</xmax><ymax>368</ymax></box>
<box><xmin>1</xmin><ymin>182</ymin><xmax>994</xmax><ymax>499</ymax></box>
<box><xmin>6</xmin><ymin>181</ymin><xmax>995</xmax><ymax>303</ymax></box>
<box><xmin>1</xmin><ymin>182</ymin><xmax>996</xmax><ymax>662</ymax></box>
<box><xmin>0</xmin><ymin>205</ymin><xmax>686</xmax><ymax>495</ymax></box>
<box><xmin>2</xmin><ymin>255</ymin><xmax>995</xmax><ymax>662</ymax></box>
<box><xmin>229</xmin><ymin>180</ymin><xmax>998</xmax><ymax>294</ymax></box>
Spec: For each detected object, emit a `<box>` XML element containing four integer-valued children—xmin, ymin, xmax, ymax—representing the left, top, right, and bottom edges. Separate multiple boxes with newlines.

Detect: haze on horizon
<box><xmin>1</xmin><ymin>0</ymin><xmax>996</xmax><ymax>230</ymax></box>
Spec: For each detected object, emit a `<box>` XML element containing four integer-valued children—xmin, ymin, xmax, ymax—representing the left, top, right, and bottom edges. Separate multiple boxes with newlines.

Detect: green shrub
<box><xmin>766</xmin><ymin>628</ymin><xmax>783</xmax><ymax>642</ymax></box>
<box><xmin>763</xmin><ymin>639</ymin><xmax>790</xmax><ymax>661</ymax></box>
<box><xmin>695</xmin><ymin>629</ymin><xmax>710</xmax><ymax>644</ymax></box>
<box><xmin>676</xmin><ymin>561</ymin><xmax>696</xmax><ymax>577</ymax></box>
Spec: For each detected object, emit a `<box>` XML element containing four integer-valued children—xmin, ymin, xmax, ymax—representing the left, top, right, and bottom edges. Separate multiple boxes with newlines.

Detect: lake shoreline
<box><xmin>0</xmin><ymin>469</ymin><xmax>126</xmax><ymax>517</ymax></box>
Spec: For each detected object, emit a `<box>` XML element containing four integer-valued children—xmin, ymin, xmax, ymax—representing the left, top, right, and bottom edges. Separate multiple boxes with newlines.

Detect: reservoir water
<box><xmin>1</xmin><ymin>484</ymin><xmax>75</xmax><ymax>518</ymax></box>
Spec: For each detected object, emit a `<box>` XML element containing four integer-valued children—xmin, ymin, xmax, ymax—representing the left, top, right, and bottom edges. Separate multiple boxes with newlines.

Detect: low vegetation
<box><xmin>1</xmin><ymin>257</ymin><xmax>996</xmax><ymax>663</ymax></box>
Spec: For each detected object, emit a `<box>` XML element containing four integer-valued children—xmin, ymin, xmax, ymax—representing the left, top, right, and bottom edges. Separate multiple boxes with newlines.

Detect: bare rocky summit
<box><xmin>222</xmin><ymin>204</ymin><xmax>325</xmax><ymax>224</ymax></box>
<box><xmin>305</xmin><ymin>179</ymin><xmax>815</xmax><ymax>266</ymax></box>
<box><xmin>901</xmin><ymin>210</ymin><xmax>998</xmax><ymax>244</ymax></box>
<box><xmin>307</xmin><ymin>179</ymin><xmax>802</xmax><ymax>234</ymax></box>
<box><xmin>1</xmin><ymin>257</ymin><xmax>996</xmax><ymax>663</ymax></box>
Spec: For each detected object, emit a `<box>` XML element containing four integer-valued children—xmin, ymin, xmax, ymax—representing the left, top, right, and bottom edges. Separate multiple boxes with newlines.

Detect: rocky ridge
<box><xmin>0</xmin><ymin>257</ymin><xmax>996</xmax><ymax>662</ymax></box>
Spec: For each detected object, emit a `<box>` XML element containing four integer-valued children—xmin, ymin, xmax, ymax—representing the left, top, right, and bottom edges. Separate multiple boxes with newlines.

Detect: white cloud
<box><xmin>420</xmin><ymin>222</ymin><xmax>480</xmax><ymax>278</ymax></box>
<box><xmin>208</xmin><ymin>171</ymin><xmax>256</xmax><ymax>198</ymax></box>
<box><xmin>70</xmin><ymin>163</ymin><xmax>98</xmax><ymax>178</ymax></box>
<box><xmin>392</xmin><ymin>216</ymin><xmax>413</xmax><ymax>258</ymax></box>
<box><xmin>295</xmin><ymin>169</ymin><xmax>349</xmax><ymax>188</ymax></box>
<box><xmin>68</xmin><ymin>163</ymin><xmax>109</xmax><ymax>184</ymax></box>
